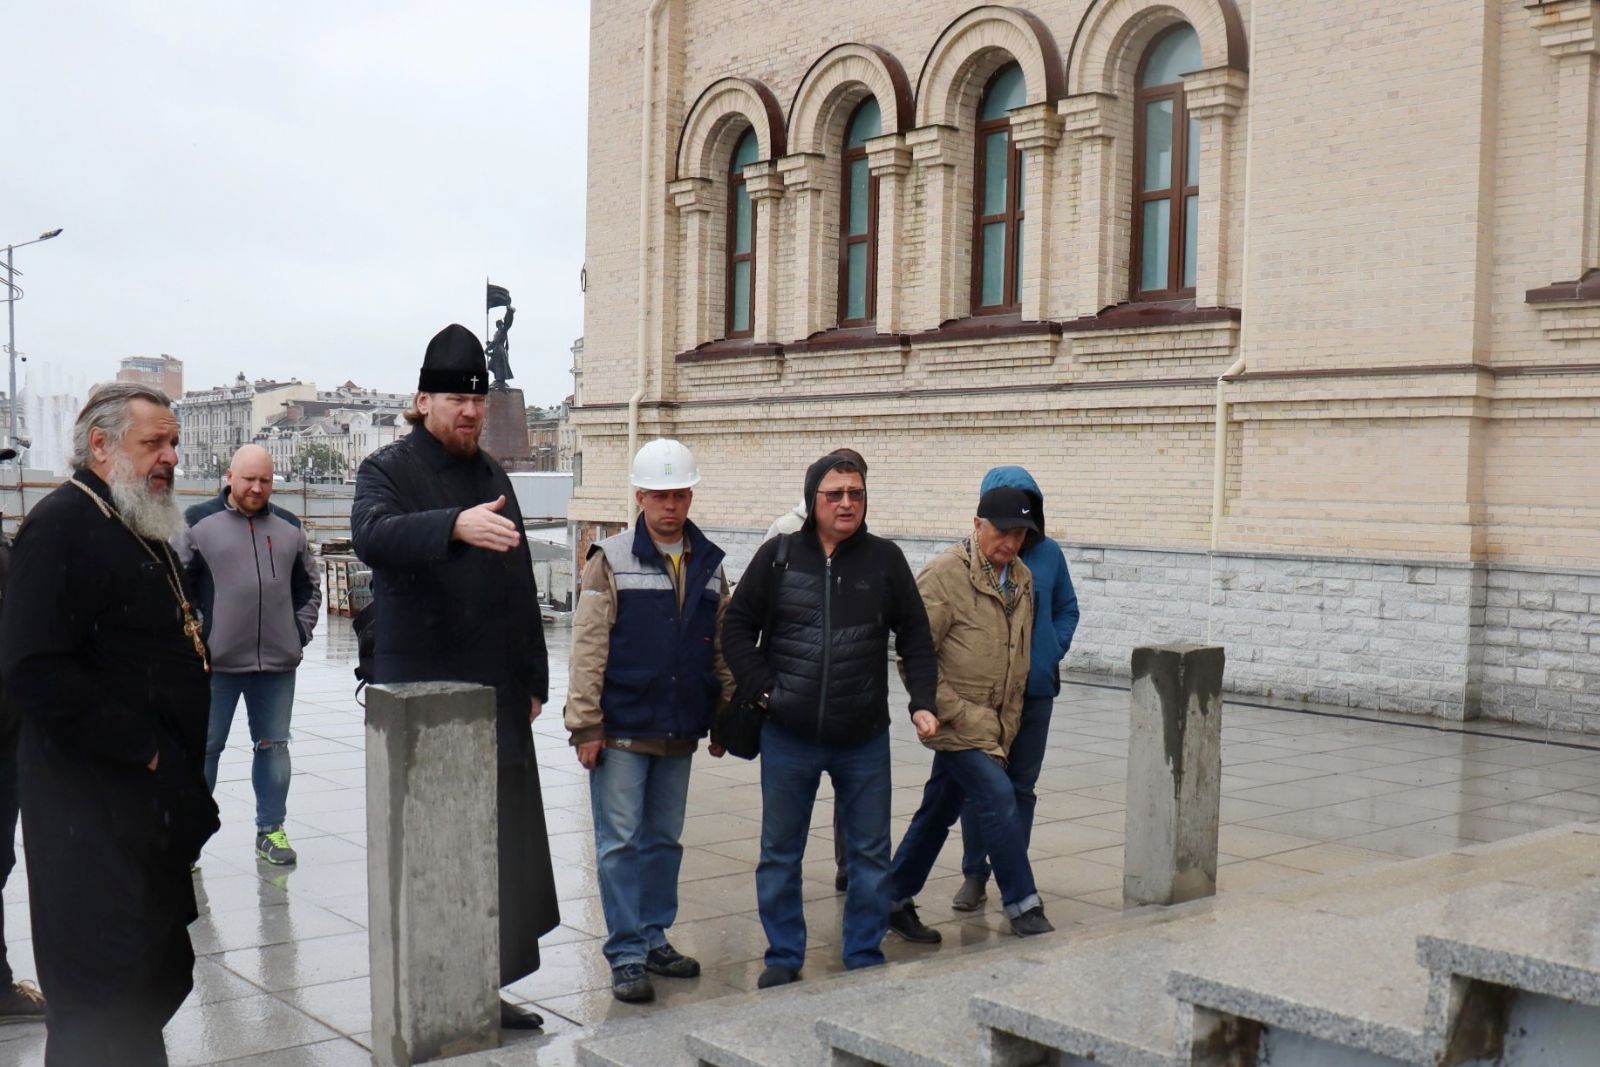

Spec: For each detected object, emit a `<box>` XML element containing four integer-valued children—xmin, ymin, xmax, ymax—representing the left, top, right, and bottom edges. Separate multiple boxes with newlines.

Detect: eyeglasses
<box><xmin>817</xmin><ymin>488</ymin><xmax>866</xmax><ymax>503</ymax></box>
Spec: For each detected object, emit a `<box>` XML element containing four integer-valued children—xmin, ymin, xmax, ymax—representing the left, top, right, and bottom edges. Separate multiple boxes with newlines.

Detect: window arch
<box><xmin>1131</xmin><ymin>24</ymin><xmax>1201</xmax><ymax>300</ymax></box>
<box><xmin>973</xmin><ymin>63</ymin><xmax>1027</xmax><ymax>315</ymax></box>
<box><xmin>726</xmin><ymin>129</ymin><xmax>759</xmax><ymax>338</ymax></box>
<box><xmin>838</xmin><ymin>97</ymin><xmax>882</xmax><ymax>326</ymax></box>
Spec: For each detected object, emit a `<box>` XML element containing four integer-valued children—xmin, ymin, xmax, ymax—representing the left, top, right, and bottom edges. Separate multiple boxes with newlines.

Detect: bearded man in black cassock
<box><xmin>352</xmin><ymin>324</ymin><xmax>558</xmax><ymax>1030</ymax></box>
<box><xmin>0</xmin><ymin>382</ymin><xmax>219</xmax><ymax>1065</ymax></box>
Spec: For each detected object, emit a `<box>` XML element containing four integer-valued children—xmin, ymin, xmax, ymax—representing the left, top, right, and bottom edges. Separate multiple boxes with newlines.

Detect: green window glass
<box><xmin>1139</xmin><ymin>25</ymin><xmax>1201</xmax><ymax>88</ymax></box>
<box><xmin>1133</xmin><ymin>25</ymin><xmax>1201</xmax><ymax>298</ymax></box>
<box><xmin>846</xmin><ymin>97</ymin><xmax>881</xmax><ymax>148</ymax></box>
<box><xmin>840</xmin><ymin>97</ymin><xmax>882</xmax><ymax>325</ymax></box>
<box><xmin>731</xmin><ymin>261</ymin><xmax>751</xmax><ymax>332</ymax></box>
<box><xmin>845</xmin><ymin>243</ymin><xmax>869</xmax><ymax>320</ymax></box>
<box><xmin>974</xmin><ymin>63</ymin><xmax>1026</xmax><ymax>312</ymax></box>
<box><xmin>1141</xmin><ymin>200</ymin><xmax>1170</xmax><ymax>293</ymax></box>
<box><xmin>847</xmin><ymin>157</ymin><xmax>870</xmax><ymax>236</ymax></box>
<box><xmin>983</xmin><ymin>131</ymin><xmax>1010</xmax><ymax>215</ymax></box>
<box><xmin>1143</xmin><ymin>100</ymin><xmax>1174</xmax><ymax>192</ymax></box>
<box><xmin>727</xmin><ymin>128</ymin><xmax>759</xmax><ymax>337</ymax></box>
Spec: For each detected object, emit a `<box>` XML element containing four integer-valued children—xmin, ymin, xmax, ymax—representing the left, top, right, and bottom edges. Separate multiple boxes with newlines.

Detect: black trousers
<box><xmin>43</xmin><ymin>926</ymin><xmax>191</xmax><ymax>1067</ymax></box>
<box><xmin>0</xmin><ymin>730</ymin><xmax>18</xmax><ymax>989</ymax></box>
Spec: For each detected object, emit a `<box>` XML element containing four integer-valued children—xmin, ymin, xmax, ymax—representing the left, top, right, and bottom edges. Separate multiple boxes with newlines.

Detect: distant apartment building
<box><xmin>255</xmin><ymin>382</ymin><xmax>412</xmax><ymax>478</ymax></box>
<box><xmin>525</xmin><ymin>402</ymin><xmax>572</xmax><ymax>472</ymax></box>
<box><xmin>116</xmin><ymin>354</ymin><xmax>184</xmax><ymax>400</ymax></box>
<box><xmin>174</xmin><ymin>374</ymin><xmax>315</xmax><ymax>474</ymax></box>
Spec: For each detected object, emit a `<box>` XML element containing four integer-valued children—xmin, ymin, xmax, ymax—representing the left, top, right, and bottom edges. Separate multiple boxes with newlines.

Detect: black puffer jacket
<box><xmin>724</xmin><ymin>454</ymin><xmax>938</xmax><ymax>746</ymax></box>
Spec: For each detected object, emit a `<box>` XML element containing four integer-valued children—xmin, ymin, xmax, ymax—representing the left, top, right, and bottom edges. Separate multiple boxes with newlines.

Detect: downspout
<box><xmin>1210</xmin><ymin>0</ymin><xmax>1257</xmax><ymax>554</ymax></box>
<box><xmin>628</xmin><ymin>0</ymin><xmax>672</xmax><ymax>522</ymax></box>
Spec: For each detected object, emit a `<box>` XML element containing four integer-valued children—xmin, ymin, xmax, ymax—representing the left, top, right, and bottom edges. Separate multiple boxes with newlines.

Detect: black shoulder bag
<box><xmin>713</xmin><ymin>534</ymin><xmax>789</xmax><ymax>760</ymax></box>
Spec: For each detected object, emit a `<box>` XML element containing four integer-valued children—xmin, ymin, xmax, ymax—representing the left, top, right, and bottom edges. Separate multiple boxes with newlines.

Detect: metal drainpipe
<box><xmin>1210</xmin><ymin>0</ymin><xmax>1257</xmax><ymax>553</ymax></box>
<box><xmin>628</xmin><ymin>0</ymin><xmax>672</xmax><ymax>523</ymax></box>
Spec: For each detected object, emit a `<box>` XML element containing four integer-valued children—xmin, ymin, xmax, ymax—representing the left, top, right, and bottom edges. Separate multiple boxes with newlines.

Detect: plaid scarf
<box><xmin>966</xmin><ymin>537</ymin><xmax>1018</xmax><ymax>617</ymax></box>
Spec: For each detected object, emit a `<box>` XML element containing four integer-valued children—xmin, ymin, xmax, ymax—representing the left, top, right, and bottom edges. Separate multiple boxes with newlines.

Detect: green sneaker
<box><xmin>255</xmin><ymin>827</ymin><xmax>298</xmax><ymax>866</ymax></box>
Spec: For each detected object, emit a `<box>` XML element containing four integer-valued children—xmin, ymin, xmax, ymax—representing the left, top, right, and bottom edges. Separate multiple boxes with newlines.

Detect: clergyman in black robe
<box><xmin>0</xmin><ymin>383</ymin><xmax>218</xmax><ymax>1065</ymax></box>
<box><xmin>351</xmin><ymin>324</ymin><xmax>558</xmax><ymax>1031</ymax></box>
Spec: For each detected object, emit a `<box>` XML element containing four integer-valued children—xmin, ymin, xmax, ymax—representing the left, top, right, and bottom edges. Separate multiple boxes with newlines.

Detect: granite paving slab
<box><xmin>682</xmin><ymin>978</ymin><xmax>912</xmax><ymax>1067</ymax></box>
<box><xmin>814</xmin><ymin>958</ymin><xmax>1053</xmax><ymax>1067</ymax></box>
<box><xmin>1416</xmin><ymin>880</ymin><xmax>1600</xmax><ymax>1010</ymax></box>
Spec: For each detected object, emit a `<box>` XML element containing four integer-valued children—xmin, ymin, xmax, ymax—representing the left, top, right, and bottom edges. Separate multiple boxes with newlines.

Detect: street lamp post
<box><xmin>2</xmin><ymin>228</ymin><xmax>65</xmax><ymax>461</ymax></box>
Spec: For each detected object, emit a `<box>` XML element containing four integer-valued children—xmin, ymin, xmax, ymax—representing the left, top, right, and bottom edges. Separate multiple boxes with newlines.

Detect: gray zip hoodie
<box><xmin>176</xmin><ymin>488</ymin><xmax>321</xmax><ymax>674</ymax></box>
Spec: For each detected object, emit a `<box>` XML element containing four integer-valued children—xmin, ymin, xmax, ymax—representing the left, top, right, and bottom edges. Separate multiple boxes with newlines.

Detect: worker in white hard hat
<box><xmin>564</xmin><ymin>438</ymin><xmax>734</xmax><ymax>1003</ymax></box>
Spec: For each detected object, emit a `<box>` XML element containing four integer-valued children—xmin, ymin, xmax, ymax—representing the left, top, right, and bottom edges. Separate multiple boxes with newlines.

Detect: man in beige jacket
<box><xmin>885</xmin><ymin>486</ymin><xmax>1055</xmax><ymax>942</ymax></box>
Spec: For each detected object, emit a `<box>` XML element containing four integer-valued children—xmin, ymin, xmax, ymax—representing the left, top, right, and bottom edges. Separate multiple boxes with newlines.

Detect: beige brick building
<box><xmin>575</xmin><ymin>0</ymin><xmax>1600</xmax><ymax>730</ymax></box>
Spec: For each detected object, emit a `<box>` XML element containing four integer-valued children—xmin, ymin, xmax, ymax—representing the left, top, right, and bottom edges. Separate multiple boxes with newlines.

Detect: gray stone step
<box><xmin>971</xmin><ymin>825</ymin><xmax>1600</xmax><ymax>1067</ymax></box>
<box><xmin>1417</xmin><ymin>880</ymin><xmax>1600</xmax><ymax>1011</ymax></box>
<box><xmin>683</xmin><ymin>978</ymin><xmax>912</xmax><ymax>1067</ymax></box>
<box><xmin>814</xmin><ymin>958</ymin><xmax>1052</xmax><ymax>1067</ymax></box>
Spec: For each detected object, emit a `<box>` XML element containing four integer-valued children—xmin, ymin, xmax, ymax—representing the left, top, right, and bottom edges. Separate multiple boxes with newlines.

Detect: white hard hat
<box><xmin>631</xmin><ymin>438</ymin><xmax>701</xmax><ymax>490</ymax></box>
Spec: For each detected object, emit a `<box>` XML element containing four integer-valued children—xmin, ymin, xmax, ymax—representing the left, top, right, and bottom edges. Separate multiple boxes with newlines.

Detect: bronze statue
<box><xmin>487</xmin><ymin>305</ymin><xmax>516</xmax><ymax>390</ymax></box>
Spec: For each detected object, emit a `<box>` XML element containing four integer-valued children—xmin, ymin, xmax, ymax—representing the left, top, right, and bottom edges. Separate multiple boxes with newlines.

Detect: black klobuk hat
<box><xmin>418</xmin><ymin>324</ymin><xmax>490</xmax><ymax>395</ymax></box>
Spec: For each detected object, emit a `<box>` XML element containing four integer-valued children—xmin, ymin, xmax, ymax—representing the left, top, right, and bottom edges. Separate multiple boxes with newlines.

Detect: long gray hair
<box><xmin>69</xmin><ymin>382</ymin><xmax>173</xmax><ymax>471</ymax></box>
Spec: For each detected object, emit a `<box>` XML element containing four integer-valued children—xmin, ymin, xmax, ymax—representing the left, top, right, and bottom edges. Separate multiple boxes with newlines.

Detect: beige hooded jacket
<box><xmin>911</xmin><ymin>538</ymin><xmax>1033</xmax><ymax>760</ymax></box>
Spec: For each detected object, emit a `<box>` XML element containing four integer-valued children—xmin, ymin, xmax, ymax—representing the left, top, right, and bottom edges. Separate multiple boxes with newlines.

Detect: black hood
<box><xmin>801</xmin><ymin>452</ymin><xmax>868</xmax><ymax>535</ymax></box>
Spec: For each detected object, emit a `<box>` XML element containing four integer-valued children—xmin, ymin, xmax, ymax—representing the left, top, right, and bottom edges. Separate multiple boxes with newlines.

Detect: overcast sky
<box><xmin>6</xmin><ymin>1</ymin><xmax>590</xmax><ymax>410</ymax></box>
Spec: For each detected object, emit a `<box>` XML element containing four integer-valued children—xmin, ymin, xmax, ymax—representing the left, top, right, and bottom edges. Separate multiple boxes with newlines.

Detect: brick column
<box><xmin>1530</xmin><ymin>0</ymin><xmax>1600</xmax><ymax>281</ymax></box>
<box><xmin>1184</xmin><ymin>68</ymin><xmax>1247</xmax><ymax>310</ymax></box>
<box><xmin>865</xmin><ymin>134</ymin><xmax>911</xmax><ymax>333</ymax></box>
<box><xmin>777</xmin><ymin>152</ymin><xmax>829</xmax><ymax>340</ymax></box>
<box><xmin>745</xmin><ymin>162</ymin><xmax>786</xmax><ymax>344</ymax></box>
<box><xmin>906</xmin><ymin>124</ymin><xmax>967</xmax><ymax>328</ymax></box>
<box><xmin>1060</xmin><ymin>93</ymin><xmax>1119</xmax><ymax>318</ymax></box>
<box><xmin>668</xmin><ymin>177</ymin><xmax>717</xmax><ymax>352</ymax></box>
<box><xmin>1009</xmin><ymin>103</ymin><xmax>1063</xmax><ymax>322</ymax></box>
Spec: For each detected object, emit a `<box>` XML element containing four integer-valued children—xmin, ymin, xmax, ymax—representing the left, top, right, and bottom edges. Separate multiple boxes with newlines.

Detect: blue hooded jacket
<box><xmin>980</xmin><ymin>466</ymin><xmax>1080</xmax><ymax>697</ymax></box>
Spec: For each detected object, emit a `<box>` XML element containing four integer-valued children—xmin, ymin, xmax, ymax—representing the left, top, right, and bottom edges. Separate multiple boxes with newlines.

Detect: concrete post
<box><xmin>1123</xmin><ymin>644</ymin><xmax>1225</xmax><ymax>908</ymax></box>
<box><xmin>367</xmin><ymin>682</ymin><xmax>501</xmax><ymax>1065</ymax></box>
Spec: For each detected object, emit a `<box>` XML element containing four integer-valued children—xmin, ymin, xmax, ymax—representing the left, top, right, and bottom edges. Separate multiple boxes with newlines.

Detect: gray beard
<box><xmin>107</xmin><ymin>452</ymin><xmax>185</xmax><ymax>543</ymax></box>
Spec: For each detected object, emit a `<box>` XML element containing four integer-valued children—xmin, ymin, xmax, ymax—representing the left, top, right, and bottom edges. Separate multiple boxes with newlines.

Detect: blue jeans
<box><xmin>890</xmin><ymin>748</ymin><xmax>1041</xmax><ymax>918</ymax></box>
<box><xmin>757</xmin><ymin>722</ymin><xmax>891</xmax><ymax>971</ymax></box>
<box><xmin>589</xmin><ymin>748</ymin><xmax>692</xmax><ymax>968</ymax></box>
<box><xmin>959</xmin><ymin>694</ymin><xmax>1053</xmax><ymax>882</ymax></box>
<box><xmin>203</xmin><ymin>671</ymin><xmax>295</xmax><ymax>831</ymax></box>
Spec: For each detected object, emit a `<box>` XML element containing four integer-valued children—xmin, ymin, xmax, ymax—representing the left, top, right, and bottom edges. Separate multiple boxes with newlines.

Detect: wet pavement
<box><xmin>2</xmin><ymin>616</ymin><xmax>1599</xmax><ymax>1065</ymax></box>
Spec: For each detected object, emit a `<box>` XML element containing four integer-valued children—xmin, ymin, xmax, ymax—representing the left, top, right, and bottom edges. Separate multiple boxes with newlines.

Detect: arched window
<box><xmin>838</xmin><ymin>97</ymin><xmax>882</xmax><ymax>326</ymax></box>
<box><xmin>726</xmin><ymin>129</ymin><xmax>759</xmax><ymax>338</ymax></box>
<box><xmin>1132</xmin><ymin>24</ymin><xmax>1201</xmax><ymax>300</ymax></box>
<box><xmin>972</xmin><ymin>63</ymin><xmax>1027</xmax><ymax>315</ymax></box>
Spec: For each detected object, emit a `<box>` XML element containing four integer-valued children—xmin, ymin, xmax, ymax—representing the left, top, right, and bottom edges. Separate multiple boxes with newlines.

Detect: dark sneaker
<box><xmin>255</xmin><ymin>827</ymin><xmax>298</xmax><ymax>866</ymax></box>
<box><xmin>645</xmin><ymin>943</ymin><xmax>700</xmax><ymax>978</ymax></box>
<box><xmin>757</xmin><ymin>965</ymin><xmax>799</xmax><ymax>989</ymax></box>
<box><xmin>1009</xmin><ymin>906</ymin><xmax>1055</xmax><ymax>937</ymax></box>
<box><xmin>0</xmin><ymin>980</ymin><xmax>45</xmax><ymax>1024</ymax></box>
<box><xmin>611</xmin><ymin>963</ymin><xmax>655</xmax><ymax>1003</ymax></box>
<box><xmin>950</xmin><ymin>876</ymin><xmax>988</xmax><ymax>912</ymax></box>
<box><xmin>834</xmin><ymin>868</ymin><xmax>848</xmax><ymax>892</ymax></box>
<box><xmin>887</xmin><ymin>902</ymin><xmax>942</xmax><ymax>944</ymax></box>
<box><xmin>499</xmin><ymin>999</ymin><xmax>545</xmax><ymax>1028</ymax></box>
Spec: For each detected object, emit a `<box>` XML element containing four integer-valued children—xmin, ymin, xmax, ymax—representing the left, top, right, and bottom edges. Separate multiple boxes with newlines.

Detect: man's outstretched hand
<box><xmin>453</xmin><ymin>494</ymin><xmax>521</xmax><ymax>552</ymax></box>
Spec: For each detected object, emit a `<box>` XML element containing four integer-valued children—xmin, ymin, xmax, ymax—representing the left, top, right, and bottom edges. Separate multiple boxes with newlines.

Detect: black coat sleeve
<box><xmin>885</xmin><ymin>546</ymin><xmax>938</xmax><ymax>714</ymax></box>
<box><xmin>498</xmin><ymin>478</ymin><xmax>549</xmax><ymax>704</ymax></box>
<box><xmin>351</xmin><ymin>452</ymin><xmax>461</xmax><ymax>569</ymax></box>
<box><xmin>0</xmin><ymin>508</ymin><xmax>159</xmax><ymax>765</ymax></box>
<box><xmin>722</xmin><ymin>537</ymin><xmax>779</xmax><ymax>702</ymax></box>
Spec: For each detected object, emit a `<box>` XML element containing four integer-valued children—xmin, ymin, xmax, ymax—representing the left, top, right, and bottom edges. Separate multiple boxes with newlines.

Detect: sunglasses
<box><xmin>817</xmin><ymin>488</ymin><xmax>866</xmax><ymax>503</ymax></box>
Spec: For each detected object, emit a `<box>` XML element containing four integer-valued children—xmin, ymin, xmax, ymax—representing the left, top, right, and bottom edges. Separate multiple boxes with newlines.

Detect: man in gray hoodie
<box><xmin>177</xmin><ymin>444</ymin><xmax>321</xmax><ymax>865</ymax></box>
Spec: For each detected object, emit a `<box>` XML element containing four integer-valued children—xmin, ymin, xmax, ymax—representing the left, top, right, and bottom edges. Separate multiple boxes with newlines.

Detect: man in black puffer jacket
<box><xmin>724</xmin><ymin>452</ymin><xmax>938</xmax><ymax>989</ymax></box>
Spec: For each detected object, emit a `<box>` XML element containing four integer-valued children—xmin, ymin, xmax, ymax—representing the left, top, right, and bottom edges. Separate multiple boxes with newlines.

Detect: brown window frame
<box><xmin>1130</xmin><ymin>30</ymin><xmax>1198</xmax><ymax>302</ymax></box>
<box><xmin>837</xmin><ymin>106</ymin><xmax>880</xmax><ymax>328</ymax></box>
<box><xmin>725</xmin><ymin>132</ymin><xmax>757</xmax><ymax>340</ymax></box>
<box><xmin>971</xmin><ymin>70</ymin><xmax>1025</xmax><ymax>316</ymax></box>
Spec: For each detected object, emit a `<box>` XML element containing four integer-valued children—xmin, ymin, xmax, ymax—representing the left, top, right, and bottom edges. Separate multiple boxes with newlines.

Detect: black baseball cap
<box><xmin>977</xmin><ymin>486</ymin><xmax>1040</xmax><ymax>533</ymax></box>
